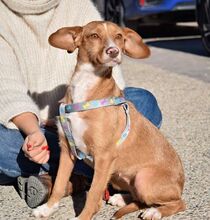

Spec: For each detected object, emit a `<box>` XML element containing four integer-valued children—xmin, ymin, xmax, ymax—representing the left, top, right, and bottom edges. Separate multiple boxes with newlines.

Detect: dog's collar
<box><xmin>58</xmin><ymin>96</ymin><xmax>130</xmax><ymax>161</ymax></box>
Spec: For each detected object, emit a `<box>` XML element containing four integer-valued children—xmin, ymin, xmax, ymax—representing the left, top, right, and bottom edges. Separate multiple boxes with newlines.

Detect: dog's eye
<box><xmin>90</xmin><ymin>33</ymin><xmax>99</xmax><ymax>39</ymax></box>
<box><xmin>115</xmin><ymin>33</ymin><xmax>123</xmax><ymax>40</ymax></box>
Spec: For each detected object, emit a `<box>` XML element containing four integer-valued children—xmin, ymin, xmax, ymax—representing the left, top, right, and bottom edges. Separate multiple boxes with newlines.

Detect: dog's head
<box><xmin>49</xmin><ymin>21</ymin><xmax>150</xmax><ymax>67</ymax></box>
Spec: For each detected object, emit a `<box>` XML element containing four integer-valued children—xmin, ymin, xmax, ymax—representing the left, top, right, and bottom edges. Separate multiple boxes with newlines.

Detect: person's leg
<box><xmin>124</xmin><ymin>87</ymin><xmax>162</xmax><ymax>128</ymax></box>
<box><xmin>0</xmin><ymin>174</ymin><xmax>16</xmax><ymax>185</ymax></box>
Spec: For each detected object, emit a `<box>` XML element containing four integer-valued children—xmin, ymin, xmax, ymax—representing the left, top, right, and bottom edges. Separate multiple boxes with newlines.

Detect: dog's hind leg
<box><xmin>134</xmin><ymin>166</ymin><xmax>186</xmax><ymax>220</ymax></box>
<box><xmin>111</xmin><ymin>201</ymin><xmax>148</xmax><ymax>219</ymax></box>
<box><xmin>139</xmin><ymin>200</ymin><xmax>186</xmax><ymax>220</ymax></box>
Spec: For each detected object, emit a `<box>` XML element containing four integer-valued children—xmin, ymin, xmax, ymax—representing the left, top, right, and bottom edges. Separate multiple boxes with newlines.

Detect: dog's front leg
<box><xmin>48</xmin><ymin>137</ymin><xmax>76</xmax><ymax>206</ymax></box>
<box><xmin>33</xmin><ymin>135</ymin><xmax>75</xmax><ymax>217</ymax></box>
<box><xmin>77</xmin><ymin>153</ymin><xmax>115</xmax><ymax>220</ymax></box>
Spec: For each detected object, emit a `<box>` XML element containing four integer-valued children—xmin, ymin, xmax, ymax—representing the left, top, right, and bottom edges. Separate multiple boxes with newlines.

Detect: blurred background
<box><xmin>92</xmin><ymin>0</ymin><xmax>210</xmax><ymax>57</ymax></box>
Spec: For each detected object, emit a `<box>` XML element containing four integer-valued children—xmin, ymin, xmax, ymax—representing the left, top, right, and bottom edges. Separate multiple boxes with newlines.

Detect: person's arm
<box><xmin>0</xmin><ymin>37</ymin><xmax>49</xmax><ymax>164</ymax></box>
<box><xmin>12</xmin><ymin>112</ymin><xmax>40</xmax><ymax>136</ymax></box>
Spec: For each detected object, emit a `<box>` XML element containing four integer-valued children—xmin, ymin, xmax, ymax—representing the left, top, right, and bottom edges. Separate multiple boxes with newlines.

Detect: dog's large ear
<box><xmin>48</xmin><ymin>26</ymin><xmax>83</xmax><ymax>53</ymax></box>
<box><xmin>122</xmin><ymin>27</ymin><xmax>150</xmax><ymax>59</ymax></box>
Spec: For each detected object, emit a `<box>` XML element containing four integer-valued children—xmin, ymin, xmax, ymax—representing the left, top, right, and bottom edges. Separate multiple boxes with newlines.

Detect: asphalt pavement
<box><xmin>0</xmin><ymin>25</ymin><xmax>210</xmax><ymax>219</ymax></box>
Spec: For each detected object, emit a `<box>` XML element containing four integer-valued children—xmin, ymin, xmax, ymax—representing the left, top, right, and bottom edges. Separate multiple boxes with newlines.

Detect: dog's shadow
<box><xmin>29</xmin><ymin>84</ymin><xmax>68</xmax><ymax>119</ymax></box>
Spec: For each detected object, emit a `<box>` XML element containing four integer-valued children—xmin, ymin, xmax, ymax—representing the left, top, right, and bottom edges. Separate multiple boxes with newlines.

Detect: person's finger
<box><xmin>37</xmin><ymin>152</ymin><xmax>50</xmax><ymax>164</ymax></box>
<box><xmin>27</xmin><ymin>138</ymin><xmax>45</xmax><ymax>150</ymax></box>
<box><xmin>27</xmin><ymin>136</ymin><xmax>42</xmax><ymax>149</ymax></box>
<box><xmin>28</xmin><ymin>147</ymin><xmax>50</xmax><ymax>164</ymax></box>
<box><xmin>27</xmin><ymin>145</ymin><xmax>49</xmax><ymax>159</ymax></box>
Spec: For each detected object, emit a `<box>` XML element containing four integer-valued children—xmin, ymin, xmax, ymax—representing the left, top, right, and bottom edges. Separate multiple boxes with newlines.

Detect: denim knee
<box><xmin>124</xmin><ymin>87</ymin><xmax>162</xmax><ymax>128</ymax></box>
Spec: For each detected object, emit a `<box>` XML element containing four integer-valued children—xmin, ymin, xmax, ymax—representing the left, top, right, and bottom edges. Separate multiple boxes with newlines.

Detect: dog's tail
<box><xmin>111</xmin><ymin>202</ymin><xmax>146</xmax><ymax>219</ymax></box>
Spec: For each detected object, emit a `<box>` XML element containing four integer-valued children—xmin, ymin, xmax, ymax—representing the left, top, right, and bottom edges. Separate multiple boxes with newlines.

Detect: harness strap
<box><xmin>59</xmin><ymin>104</ymin><xmax>91</xmax><ymax>160</ymax></box>
<box><xmin>59</xmin><ymin>97</ymin><xmax>130</xmax><ymax>160</ymax></box>
<box><xmin>65</xmin><ymin>96</ymin><xmax>127</xmax><ymax>113</ymax></box>
<box><xmin>116</xmin><ymin>103</ymin><xmax>130</xmax><ymax>146</ymax></box>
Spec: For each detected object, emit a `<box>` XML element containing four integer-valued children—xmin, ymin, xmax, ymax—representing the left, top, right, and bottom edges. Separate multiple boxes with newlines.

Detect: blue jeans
<box><xmin>0</xmin><ymin>87</ymin><xmax>162</xmax><ymax>184</ymax></box>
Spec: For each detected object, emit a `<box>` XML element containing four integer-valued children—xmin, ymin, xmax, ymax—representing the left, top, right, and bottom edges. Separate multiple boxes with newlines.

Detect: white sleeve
<box><xmin>0</xmin><ymin>36</ymin><xmax>40</xmax><ymax>128</ymax></box>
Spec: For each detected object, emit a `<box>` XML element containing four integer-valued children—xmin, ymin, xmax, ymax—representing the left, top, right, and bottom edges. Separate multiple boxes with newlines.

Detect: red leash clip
<box><xmin>103</xmin><ymin>188</ymin><xmax>110</xmax><ymax>202</ymax></box>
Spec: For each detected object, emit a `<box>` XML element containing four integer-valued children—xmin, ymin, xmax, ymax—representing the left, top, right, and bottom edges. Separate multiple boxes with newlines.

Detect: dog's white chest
<box><xmin>67</xmin><ymin>112</ymin><xmax>88</xmax><ymax>154</ymax></box>
<box><xmin>71</xmin><ymin>63</ymin><xmax>99</xmax><ymax>102</ymax></box>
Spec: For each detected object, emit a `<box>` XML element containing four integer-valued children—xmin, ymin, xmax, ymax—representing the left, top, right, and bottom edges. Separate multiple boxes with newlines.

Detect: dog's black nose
<box><xmin>106</xmin><ymin>47</ymin><xmax>119</xmax><ymax>58</ymax></box>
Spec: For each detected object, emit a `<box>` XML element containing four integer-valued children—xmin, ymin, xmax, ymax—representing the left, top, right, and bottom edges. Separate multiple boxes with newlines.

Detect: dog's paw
<box><xmin>108</xmin><ymin>193</ymin><xmax>129</xmax><ymax>207</ymax></box>
<box><xmin>70</xmin><ymin>218</ymin><xmax>79</xmax><ymax>220</ymax></box>
<box><xmin>139</xmin><ymin>207</ymin><xmax>161</xmax><ymax>220</ymax></box>
<box><xmin>32</xmin><ymin>202</ymin><xmax>59</xmax><ymax>217</ymax></box>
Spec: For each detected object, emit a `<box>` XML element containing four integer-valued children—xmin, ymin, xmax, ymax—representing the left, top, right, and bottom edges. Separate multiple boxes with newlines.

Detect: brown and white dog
<box><xmin>33</xmin><ymin>21</ymin><xmax>185</xmax><ymax>220</ymax></box>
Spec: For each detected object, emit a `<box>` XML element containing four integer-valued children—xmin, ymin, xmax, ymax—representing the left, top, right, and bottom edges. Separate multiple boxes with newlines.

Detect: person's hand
<box><xmin>22</xmin><ymin>130</ymin><xmax>50</xmax><ymax>164</ymax></box>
